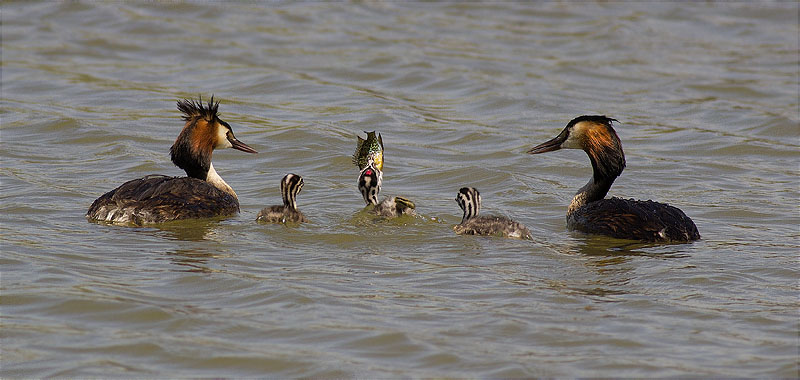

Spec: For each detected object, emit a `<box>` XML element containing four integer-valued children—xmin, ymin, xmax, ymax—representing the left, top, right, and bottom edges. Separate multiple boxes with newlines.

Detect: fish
<box><xmin>353</xmin><ymin>131</ymin><xmax>384</xmax><ymax>171</ymax></box>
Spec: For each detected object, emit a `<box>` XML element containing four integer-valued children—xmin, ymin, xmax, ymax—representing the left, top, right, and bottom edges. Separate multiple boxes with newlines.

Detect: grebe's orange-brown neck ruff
<box><xmin>528</xmin><ymin>115</ymin><xmax>699</xmax><ymax>242</ymax></box>
<box><xmin>87</xmin><ymin>96</ymin><xmax>257</xmax><ymax>225</ymax></box>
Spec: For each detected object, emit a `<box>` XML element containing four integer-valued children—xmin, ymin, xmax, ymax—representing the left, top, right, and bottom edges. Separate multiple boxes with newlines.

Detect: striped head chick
<box><xmin>454</xmin><ymin>187</ymin><xmax>531</xmax><ymax>239</ymax></box>
<box><xmin>256</xmin><ymin>173</ymin><xmax>309</xmax><ymax>224</ymax></box>
<box><xmin>357</xmin><ymin>158</ymin><xmax>415</xmax><ymax>217</ymax></box>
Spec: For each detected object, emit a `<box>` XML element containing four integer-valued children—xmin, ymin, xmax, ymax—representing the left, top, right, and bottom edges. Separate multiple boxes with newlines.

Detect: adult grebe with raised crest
<box><xmin>87</xmin><ymin>96</ymin><xmax>257</xmax><ymax>225</ymax></box>
<box><xmin>527</xmin><ymin>115</ymin><xmax>699</xmax><ymax>242</ymax></box>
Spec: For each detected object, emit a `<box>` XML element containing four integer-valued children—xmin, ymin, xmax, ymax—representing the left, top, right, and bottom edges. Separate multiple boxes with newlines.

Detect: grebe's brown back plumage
<box><xmin>86</xmin><ymin>96</ymin><xmax>257</xmax><ymax>225</ymax></box>
<box><xmin>454</xmin><ymin>187</ymin><xmax>532</xmax><ymax>239</ymax></box>
<box><xmin>256</xmin><ymin>173</ymin><xmax>309</xmax><ymax>224</ymax></box>
<box><xmin>527</xmin><ymin>115</ymin><xmax>699</xmax><ymax>242</ymax></box>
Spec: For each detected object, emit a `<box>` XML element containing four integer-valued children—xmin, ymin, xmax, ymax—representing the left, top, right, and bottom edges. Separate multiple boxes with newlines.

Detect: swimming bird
<box><xmin>454</xmin><ymin>187</ymin><xmax>532</xmax><ymax>239</ymax></box>
<box><xmin>527</xmin><ymin>115</ymin><xmax>700</xmax><ymax>242</ymax></box>
<box><xmin>86</xmin><ymin>96</ymin><xmax>258</xmax><ymax>225</ymax></box>
<box><xmin>256</xmin><ymin>173</ymin><xmax>309</xmax><ymax>224</ymax></box>
<box><xmin>357</xmin><ymin>160</ymin><xmax>416</xmax><ymax>218</ymax></box>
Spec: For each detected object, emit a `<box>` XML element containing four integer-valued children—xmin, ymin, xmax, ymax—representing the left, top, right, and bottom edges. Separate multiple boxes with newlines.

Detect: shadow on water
<box><xmin>570</xmin><ymin>233</ymin><xmax>694</xmax><ymax>260</ymax></box>
<box><xmin>148</xmin><ymin>217</ymin><xmax>231</xmax><ymax>242</ymax></box>
<box><xmin>164</xmin><ymin>248</ymin><xmax>219</xmax><ymax>273</ymax></box>
<box><xmin>137</xmin><ymin>218</ymin><xmax>231</xmax><ymax>273</ymax></box>
<box><xmin>542</xmin><ymin>233</ymin><xmax>695</xmax><ymax>301</ymax></box>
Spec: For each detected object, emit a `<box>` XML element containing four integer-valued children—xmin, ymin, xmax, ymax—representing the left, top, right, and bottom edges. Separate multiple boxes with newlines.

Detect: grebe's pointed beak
<box><xmin>527</xmin><ymin>129</ymin><xmax>567</xmax><ymax>155</ymax></box>
<box><xmin>228</xmin><ymin>133</ymin><xmax>258</xmax><ymax>154</ymax></box>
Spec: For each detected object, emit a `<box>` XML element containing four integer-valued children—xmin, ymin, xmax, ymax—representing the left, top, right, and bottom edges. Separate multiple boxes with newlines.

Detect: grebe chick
<box><xmin>358</xmin><ymin>161</ymin><xmax>415</xmax><ymax>218</ymax></box>
<box><xmin>256</xmin><ymin>173</ymin><xmax>309</xmax><ymax>224</ymax></box>
<box><xmin>527</xmin><ymin>115</ymin><xmax>700</xmax><ymax>242</ymax></box>
<box><xmin>454</xmin><ymin>187</ymin><xmax>532</xmax><ymax>239</ymax></box>
<box><xmin>87</xmin><ymin>96</ymin><xmax>258</xmax><ymax>225</ymax></box>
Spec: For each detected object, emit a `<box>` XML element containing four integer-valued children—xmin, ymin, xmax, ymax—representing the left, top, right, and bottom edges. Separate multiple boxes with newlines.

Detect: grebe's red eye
<box><xmin>365</xmin><ymin>169</ymin><xmax>373</xmax><ymax>175</ymax></box>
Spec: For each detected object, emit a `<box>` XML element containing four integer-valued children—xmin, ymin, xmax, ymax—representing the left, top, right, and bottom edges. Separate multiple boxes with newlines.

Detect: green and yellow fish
<box><xmin>353</xmin><ymin>131</ymin><xmax>384</xmax><ymax>171</ymax></box>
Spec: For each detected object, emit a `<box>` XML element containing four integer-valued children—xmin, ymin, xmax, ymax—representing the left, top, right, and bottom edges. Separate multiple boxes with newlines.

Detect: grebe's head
<box><xmin>456</xmin><ymin>187</ymin><xmax>481</xmax><ymax>223</ymax></box>
<box><xmin>280</xmin><ymin>173</ymin><xmax>304</xmax><ymax>210</ymax></box>
<box><xmin>527</xmin><ymin>115</ymin><xmax>626</xmax><ymax>181</ymax></box>
<box><xmin>358</xmin><ymin>160</ymin><xmax>383</xmax><ymax>206</ymax></box>
<box><xmin>170</xmin><ymin>96</ymin><xmax>257</xmax><ymax>179</ymax></box>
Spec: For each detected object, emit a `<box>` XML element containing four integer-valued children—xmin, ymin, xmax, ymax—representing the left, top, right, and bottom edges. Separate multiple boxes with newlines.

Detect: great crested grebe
<box><xmin>87</xmin><ymin>96</ymin><xmax>258</xmax><ymax>225</ymax></box>
<box><xmin>527</xmin><ymin>115</ymin><xmax>700</xmax><ymax>242</ymax></box>
<box><xmin>358</xmin><ymin>160</ymin><xmax>416</xmax><ymax>218</ymax></box>
<box><xmin>256</xmin><ymin>173</ymin><xmax>309</xmax><ymax>224</ymax></box>
<box><xmin>454</xmin><ymin>187</ymin><xmax>532</xmax><ymax>239</ymax></box>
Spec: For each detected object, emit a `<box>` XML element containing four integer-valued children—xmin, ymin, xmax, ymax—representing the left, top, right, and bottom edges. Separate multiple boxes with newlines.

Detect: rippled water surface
<box><xmin>2</xmin><ymin>2</ymin><xmax>798</xmax><ymax>377</ymax></box>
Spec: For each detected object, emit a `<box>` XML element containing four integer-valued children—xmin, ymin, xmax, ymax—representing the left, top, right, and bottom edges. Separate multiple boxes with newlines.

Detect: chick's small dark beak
<box><xmin>228</xmin><ymin>132</ymin><xmax>258</xmax><ymax>154</ymax></box>
<box><xmin>527</xmin><ymin>132</ymin><xmax>566</xmax><ymax>155</ymax></box>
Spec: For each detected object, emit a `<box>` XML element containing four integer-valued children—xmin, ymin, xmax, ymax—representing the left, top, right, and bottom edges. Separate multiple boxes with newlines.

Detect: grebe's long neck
<box><xmin>462</xmin><ymin>196</ymin><xmax>480</xmax><ymax>223</ymax></box>
<box><xmin>281</xmin><ymin>175</ymin><xmax>301</xmax><ymax>211</ymax></box>
<box><xmin>282</xmin><ymin>189</ymin><xmax>297</xmax><ymax>210</ymax></box>
<box><xmin>568</xmin><ymin>176</ymin><xmax>614</xmax><ymax>215</ymax></box>
<box><xmin>568</xmin><ymin>129</ymin><xmax>626</xmax><ymax>215</ymax></box>
<box><xmin>206</xmin><ymin>162</ymin><xmax>237</xmax><ymax>200</ymax></box>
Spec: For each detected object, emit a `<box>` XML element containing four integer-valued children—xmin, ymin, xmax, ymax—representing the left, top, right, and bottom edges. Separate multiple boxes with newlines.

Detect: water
<box><xmin>2</xmin><ymin>2</ymin><xmax>798</xmax><ymax>377</ymax></box>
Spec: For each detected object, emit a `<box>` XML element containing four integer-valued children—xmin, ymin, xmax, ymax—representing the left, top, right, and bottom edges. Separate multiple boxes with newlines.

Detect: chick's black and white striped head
<box><xmin>358</xmin><ymin>162</ymin><xmax>383</xmax><ymax>206</ymax></box>
<box><xmin>280</xmin><ymin>173</ymin><xmax>304</xmax><ymax>210</ymax></box>
<box><xmin>456</xmin><ymin>187</ymin><xmax>482</xmax><ymax>223</ymax></box>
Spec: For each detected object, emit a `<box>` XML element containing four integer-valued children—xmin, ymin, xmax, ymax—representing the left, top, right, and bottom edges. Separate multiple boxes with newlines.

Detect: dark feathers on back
<box><xmin>256</xmin><ymin>205</ymin><xmax>309</xmax><ymax>224</ymax></box>
<box><xmin>569</xmin><ymin>197</ymin><xmax>700</xmax><ymax>242</ymax></box>
<box><xmin>455</xmin><ymin>215</ymin><xmax>532</xmax><ymax>239</ymax></box>
<box><xmin>86</xmin><ymin>175</ymin><xmax>239</xmax><ymax>225</ymax></box>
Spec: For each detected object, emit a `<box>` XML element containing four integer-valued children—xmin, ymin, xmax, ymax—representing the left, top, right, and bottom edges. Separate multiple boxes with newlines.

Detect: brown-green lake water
<box><xmin>2</xmin><ymin>2</ymin><xmax>798</xmax><ymax>377</ymax></box>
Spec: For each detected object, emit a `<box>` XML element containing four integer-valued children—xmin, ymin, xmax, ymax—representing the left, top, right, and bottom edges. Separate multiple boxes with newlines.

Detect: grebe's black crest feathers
<box><xmin>567</xmin><ymin>115</ymin><xmax>619</xmax><ymax>129</ymax></box>
<box><xmin>177</xmin><ymin>95</ymin><xmax>220</xmax><ymax>122</ymax></box>
<box><xmin>571</xmin><ymin>197</ymin><xmax>700</xmax><ymax>241</ymax></box>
